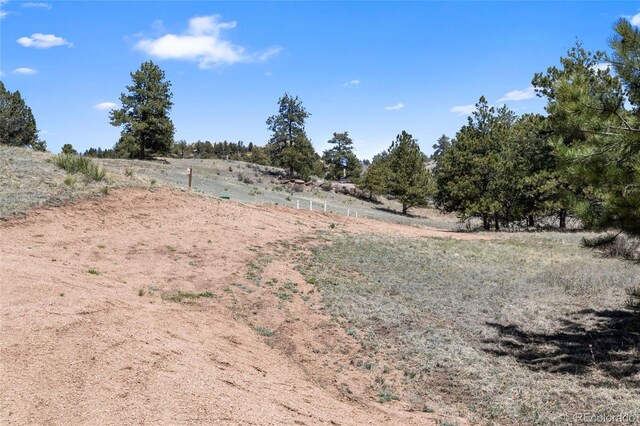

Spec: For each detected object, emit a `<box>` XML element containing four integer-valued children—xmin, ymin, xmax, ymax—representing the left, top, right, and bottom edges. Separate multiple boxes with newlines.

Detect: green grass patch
<box><xmin>254</xmin><ymin>326</ymin><xmax>274</xmax><ymax>336</ymax></box>
<box><xmin>50</xmin><ymin>153</ymin><xmax>106</xmax><ymax>181</ymax></box>
<box><xmin>378</xmin><ymin>389</ymin><xmax>400</xmax><ymax>403</ymax></box>
<box><xmin>162</xmin><ymin>290</ymin><xmax>214</xmax><ymax>303</ymax></box>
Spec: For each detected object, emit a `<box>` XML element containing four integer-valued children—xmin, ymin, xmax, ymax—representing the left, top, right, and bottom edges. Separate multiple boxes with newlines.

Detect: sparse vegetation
<box><xmin>63</xmin><ymin>174</ymin><xmax>76</xmax><ymax>186</ymax></box>
<box><xmin>254</xmin><ymin>326</ymin><xmax>274</xmax><ymax>336</ymax></box>
<box><xmin>162</xmin><ymin>290</ymin><xmax>213</xmax><ymax>303</ymax></box>
<box><xmin>378</xmin><ymin>389</ymin><xmax>400</xmax><ymax>403</ymax></box>
<box><xmin>301</xmin><ymin>232</ymin><xmax>639</xmax><ymax>424</ymax></box>
<box><xmin>51</xmin><ymin>153</ymin><xmax>106</xmax><ymax>181</ymax></box>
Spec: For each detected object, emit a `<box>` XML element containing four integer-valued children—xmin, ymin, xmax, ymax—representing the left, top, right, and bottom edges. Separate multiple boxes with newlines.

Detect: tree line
<box><xmin>430</xmin><ymin>19</ymin><xmax>639</xmax><ymax>240</ymax></box>
<box><xmin>1</xmin><ymin>18</ymin><xmax>638</xmax><ymax>243</ymax></box>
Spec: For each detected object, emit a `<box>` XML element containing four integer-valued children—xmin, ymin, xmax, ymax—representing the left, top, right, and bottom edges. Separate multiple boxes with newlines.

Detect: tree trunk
<box><xmin>140</xmin><ymin>136</ymin><xmax>146</xmax><ymax>160</ymax></box>
<box><xmin>483</xmin><ymin>214</ymin><xmax>490</xmax><ymax>231</ymax></box>
<box><xmin>559</xmin><ymin>209</ymin><xmax>567</xmax><ymax>229</ymax></box>
<box><xmin>527</xmin><ymin>215</ymin><xmax>535</xmax><ymax>227</ymax></box>
<box><xmin>402</xmin><ymin>203</ymin><xmax>408</xmax><ymax>215</ymax></box>
<box><xmin>494</xmin><ymin>214</ymin><xmax>500</xmax><ymax>232</ymax></box>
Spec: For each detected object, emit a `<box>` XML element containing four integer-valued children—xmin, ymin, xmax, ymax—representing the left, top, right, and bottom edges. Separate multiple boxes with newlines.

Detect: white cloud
<box><xmin>592</xmin><ymin>62</ymin><xmax>611</xmax><ymax>72</ymax></box>
<box><xmin>497</xmin><ymin>86</ymin><xmax>535</xmax><ymax>102</ymax></box>
<box><xmin>22</xmin><ymin>2</ymin><xmax>52</xmax><ymax>9</ymax></box>
<box><xmin>134</xmin><ymin>15</ymin><xmax>282</xmax><ymax>68</ymax></box>
<box><xmin>450</xmin><ymin>104</ymin><xmax>476</xmax><ymax>115</ymax></box>
<box><xmin>94</xmin><ymin>102</ymin><xmax>118</xmax><ymax>110</ymax></box>
<box><xmin>17</xmin><ymin>33</ymin><xmax>73</xmax><ymax>48</ymax></box>
<box><xmin>343</xmin><ymin>79</ymin><xmax>360</xmax><ymax>87</ymax></box>
<box><xmin>384</xmin><ymin>102</ymin><xmax>404</xmax><ymax>111</ymax></box>
<box><xmin>623</xmin><ymin>12</ymin><xmax>640</xmax><ymax>26</ymax></box>
<box><xmin>13</xmin><ymin>67</ymin><xmax>38</xmax><ymax>75</ymax></box>
<box><xmin>0</xmin><ymin>0</ymin><xmax>8</xmax><ymax>19</ymax></box>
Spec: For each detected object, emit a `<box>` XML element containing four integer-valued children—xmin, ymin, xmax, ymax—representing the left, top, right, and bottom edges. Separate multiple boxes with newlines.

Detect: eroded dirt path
<box><xmin>1</xmin><ymin>188</ymin><xmax>480</xmax><ymax>425</ymax></box>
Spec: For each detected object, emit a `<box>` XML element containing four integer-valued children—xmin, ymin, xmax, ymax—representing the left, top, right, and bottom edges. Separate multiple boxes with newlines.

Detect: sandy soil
<box><xmin>1</xmin><ymin>188</ymin><xmax>482</xmax><ymax>425</ymax></box>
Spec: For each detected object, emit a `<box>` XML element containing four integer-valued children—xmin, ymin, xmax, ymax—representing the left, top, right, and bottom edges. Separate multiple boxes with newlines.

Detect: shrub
<box><xmin>378</xmin><ymin>389</ymin><xmax>400</xmax><ymax>403</ymax></box>
<box><xmin>50</xmin><ymin>154</ymin><xmax>106</xmax><ymax>181</ymax></box>
<box><xmin>162</xmin><ymin>290</ymin><xmax>213</xmax><ymax>303</ymax></box>
<box><xmin>63</xmin><ymin>174</ymin><xmax>76</xmax><ymax>186</ymax></box>
<box><xmin>254</xmin><ymin>326</ymin><xmax>274</xmax><ymax>336</ymax></box>
<box><xmin>237</xmin><ymin>173</ymin><xmax>255</xmax><ymax>184</ymax></box>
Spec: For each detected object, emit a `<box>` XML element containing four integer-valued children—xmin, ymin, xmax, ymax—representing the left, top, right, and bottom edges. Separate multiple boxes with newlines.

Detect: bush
<box><xmin>50</xmin><ymin>154</ymin><xmax>106</xmax><ymax>181</ymax></box>
<box><xmin>237</xmin><ymin>173</ymin><xmax>255</xmax><ymax>184</ymax></box>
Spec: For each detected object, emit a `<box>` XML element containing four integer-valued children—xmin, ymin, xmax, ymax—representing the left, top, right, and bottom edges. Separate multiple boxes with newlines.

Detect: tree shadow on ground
<box><xmin>484</xmin><ymin>309</ymin><xmax>639</xmax><ymax>385</ymax></box>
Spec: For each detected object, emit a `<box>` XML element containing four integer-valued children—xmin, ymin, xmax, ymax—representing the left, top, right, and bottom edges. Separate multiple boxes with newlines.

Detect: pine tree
<box><xmin>110</xmin><ymin>61</ymin><xmax>175</xmax><ymax>159</ymax></box>
<box><xmin>435</xmin><ymin>97</ymin><xmax>516</xmax><ymax>230</ymax></box>
<box><xmin>549</xmin><ymin>20</ymin><xmax>640</xmax><ymax>237</ymax></box>
<box><xmin>431</xmin><ymin>134</ymin><xmax>451</xmax><ymax>161</ymax></box>
<box><xmin>322</xmin><ymin>132</ymin><xmax>362</xmax><ymax>181</ymax></box>
<box><xmin>360</xmin><ymin>151</ymin><xmax>390</xmax><ymax>200</ymax></box>
<box><xmin>0</xmin><ymin>81</ymin><xmax>43</xmax><ymax>150</ymax></box>
<box><xmin>61</xmin><ymin>144</ymin><xmax>77</xmax><ymax>155</ymax></box>
<box><xmin>532</xmin><ymin>42</ymin><xmax>617</xmax><ymax>228</ymax></box>
<box><xmin>387</xmin><ymin>131</ymin><xmax>433</xmax><ymax>215</ymax></box>
<box><xmin>266</xmin><ymin>93</ymin><xmax>319</xmax><ymax>178</ymax></box>
<box><xmin>545</xmin><ymin>18</ymin><xmax>640</xmax><ymax>314</ymax></box>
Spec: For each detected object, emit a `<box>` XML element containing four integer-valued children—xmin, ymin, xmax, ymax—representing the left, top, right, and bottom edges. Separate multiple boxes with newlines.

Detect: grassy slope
<box><xmin>2</xmin><ymin>146</ymin><xmax>460</xmax><ymax>229</ymax></box>
<box><xmin>300</xmin><ymin>232</ymin><xmax>640</xmax><ymax>425</ymax></box>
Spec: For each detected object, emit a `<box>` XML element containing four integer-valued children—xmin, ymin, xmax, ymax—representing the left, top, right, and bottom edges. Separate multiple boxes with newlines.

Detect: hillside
<box><xmin>1</xmin><ymin>147</ymin><xmax>638</xmax><ymax>425</ymax></box>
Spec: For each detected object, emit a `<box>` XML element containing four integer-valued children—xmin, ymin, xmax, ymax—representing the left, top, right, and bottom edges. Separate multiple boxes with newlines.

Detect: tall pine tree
<box><xmin>266</xmin><ymin>93</ymin><xmax>319</xmax><ymax>178</ymax></box>
<box><xmin>110</xmin><ymin>61</ymin><xmax>175</xmax><ymax>159</ymax></box>
<box><xmin>0</xmin><ymin>81</ymin><xmax>43</xmax><ymax>150</ymax></box>
<box><xmin>387</xmin><ymin>131</ymin><xmax>433</xmax><ymax>215</ymax></box>
<box><xmin>322</xmin><ymin>132</ymin><xmax>362</xmax><ymax>181</ymax></box>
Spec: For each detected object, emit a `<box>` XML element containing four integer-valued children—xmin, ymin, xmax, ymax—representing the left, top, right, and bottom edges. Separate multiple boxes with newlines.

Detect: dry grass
<box><xmin>4</xmin><ymin>145</ymin><xmax>639</xmax><ymax>424</ymax></box>
<box><xmin>300</xmin><ymin>231</ymin><xmax>640</xmax><ymax>425</ymax></box>
<box><xmin>2</xmin><ymin>146</ymin><xmax>459</xmax><ymax>229</ymax></box>
<box><xmin>0</xmin><ymin>146</ymin><xmax>110</xmax><ymax>219</ymax></box>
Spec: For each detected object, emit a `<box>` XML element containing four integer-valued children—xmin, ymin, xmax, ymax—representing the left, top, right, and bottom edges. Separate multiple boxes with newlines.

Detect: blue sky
<box><xmin>1</xmin><ymin>1</ymin><xmax>637</xmax><ymax>160</ymax></box>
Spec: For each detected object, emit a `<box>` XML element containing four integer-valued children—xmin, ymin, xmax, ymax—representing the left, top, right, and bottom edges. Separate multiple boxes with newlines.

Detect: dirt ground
<box><xmin>1</xmin><ymin>188</ymin><xmax>483</xmax><ymax>425</ymax></box>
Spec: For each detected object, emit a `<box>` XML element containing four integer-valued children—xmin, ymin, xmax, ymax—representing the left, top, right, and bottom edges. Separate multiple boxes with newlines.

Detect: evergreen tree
<box><xmin>61</xmin><ymin>144</ymin><xmax>77</xmax><ymax>155</ymax></box>
<box><xmin>0</xmin><ymin>81</ymin><xmax>43</xmax><ymax>150</ymax></box>
<box><xmin>322</xmin><ymin>132</ymin><xmax>362</xmax><ymax>181</ymax></box>
<box><xmin>506</xmin><ymin>114</ymin><xmax>556</xmax><ymax>227</ymax></box>
<box><xmin>266</xmin><ymin>93</ymin><xmax>318</xmax><ymax>178</ymax></box>
<box><xmin>110</xmin><ymin>61</ymin><xmax>175</xmax><ymax>159</ymax></box>
<box><xmin>173</xmin><ymin>139</ymin><xmax>189</xmax><ymax>158</ymax></box>
<box><xmin>431</xmin><ymin>134</ymin><xmax>451</xmax><ymax>161</ymax></box>
<box><xmin>387</xmin><ymin>131</ymin><xmax>434</xmax><ymax>215</ymax></box>
<box><xmin>548</xmin><ymin>20</ymin><xmax>640</xmax><ymax>236</ymax></box>
<box><xmin>360</xmin><ymin>151</ymin><xmax>389</xmax><ymax>200</ymax></box>
<box><xmin>532</xmin><ymin>42</ymin><xmax>617</xmax><ymax>228</ymax></box>
<box><xmin>435</xmin><ymin>97</ymin><xmax>517</xmax><ymax>230</ymax></box>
